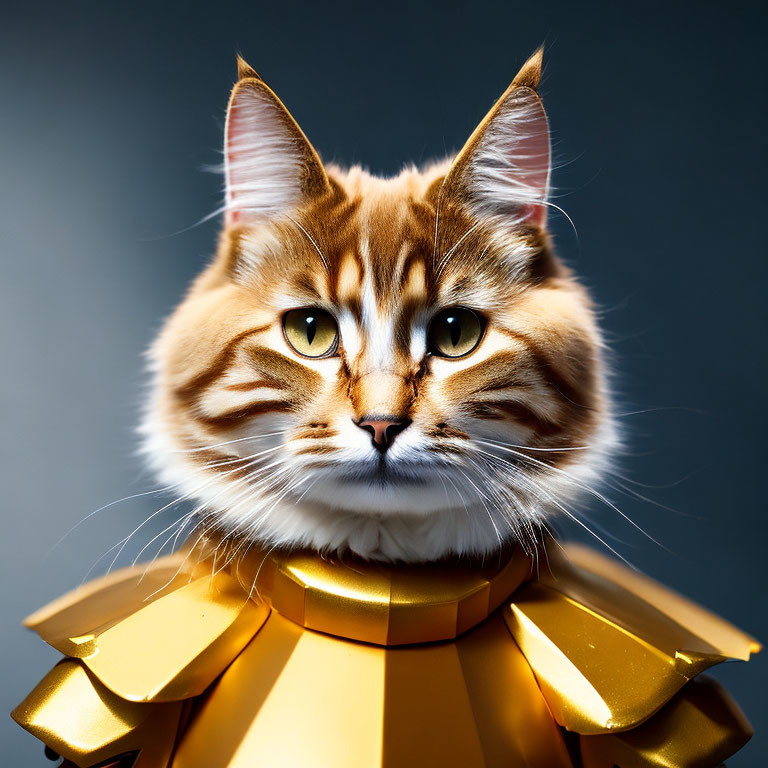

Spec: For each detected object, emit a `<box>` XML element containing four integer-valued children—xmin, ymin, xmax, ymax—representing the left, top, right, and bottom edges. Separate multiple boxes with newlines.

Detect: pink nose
<box><xmin>356</xmin><ymin>417</ymin><xmax>411</xmax><ymax>452</ymax></box>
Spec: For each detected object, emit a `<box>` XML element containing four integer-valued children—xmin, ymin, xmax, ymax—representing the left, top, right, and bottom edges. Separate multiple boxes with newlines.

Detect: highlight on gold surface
<box><xmin>11</xmin><ymin>659</ymin><xmax>181</xmax><ymax>768</ymax></box>
<box><xmin>579</xmin><ymin>676</ymin><xmax>753</xmax><ymax>768</ymax></box>
<box><xmin>504</xmin><ymin>543</ymin><xmax>760</xmax><ymax>734</ymax></box>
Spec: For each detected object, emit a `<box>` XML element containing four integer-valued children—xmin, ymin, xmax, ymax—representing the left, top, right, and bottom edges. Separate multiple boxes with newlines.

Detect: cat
<box><xmin>14</xmin><ymin>51</ymin><xmax>758</xmax><ymax>768</ymax></box>
<box><xmin>141</xmin><ymin>48</ymin><xmax>617</xmax><ymax>563</ymax></box>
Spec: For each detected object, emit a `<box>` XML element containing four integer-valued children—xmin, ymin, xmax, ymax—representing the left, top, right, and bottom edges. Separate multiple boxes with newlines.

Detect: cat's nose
<box><xmin>355</xmin><ymin>416</ymin><xmax>412</xmax><ymax>452</ymax></box>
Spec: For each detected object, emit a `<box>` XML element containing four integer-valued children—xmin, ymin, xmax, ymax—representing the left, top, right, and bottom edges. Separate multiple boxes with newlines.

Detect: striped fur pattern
<box><xmin>142</xmin><ymin>50</ymin><xmax>616</xmax><ymax>562</ymax></box>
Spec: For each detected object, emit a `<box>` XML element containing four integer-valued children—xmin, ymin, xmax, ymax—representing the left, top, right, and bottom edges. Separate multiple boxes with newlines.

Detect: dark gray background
<box><xmin>1</xmin><ymin>0</ymin><xmax>765</xmax><ymax>764</ymax></box>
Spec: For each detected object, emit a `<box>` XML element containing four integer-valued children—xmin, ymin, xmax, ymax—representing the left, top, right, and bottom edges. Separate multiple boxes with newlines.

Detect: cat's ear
<box><xmin>235</xmin><ymin>54</ymin><xmax>261</xmax><ymax>81</ymax></box>
<box><xmin>442</xmin><ymin>47</ymin><xmax>550</xmax><ymax>228</ymax></box>
<box><xmin>224</xmin><ymin>58</ymin><xmax>330</xmax><ymax>226</ymax></box>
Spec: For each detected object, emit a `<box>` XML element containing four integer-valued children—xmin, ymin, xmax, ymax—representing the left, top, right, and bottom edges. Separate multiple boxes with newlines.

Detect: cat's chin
<box><xmin>291</xmin><ymin>459</ymin><xmax>476</xmax><ymax>516</ymax></box>
<box><xmin>229</xmin><ymin>493</ymin><xmax>517</xmax><ymax>563</ymax></box>
<box><xmin>297</xmin><ymin>477</ymin><xmax>456</xmax><ymax>516</ymax></box>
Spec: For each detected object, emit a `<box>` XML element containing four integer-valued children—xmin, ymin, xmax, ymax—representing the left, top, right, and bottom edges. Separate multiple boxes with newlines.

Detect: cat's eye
<box><xmin>428</xmin><ymin>307</ymin><xmax>484</xmax><ymax>358</ymax></box>
<box><xmin>283</xmin><ymin>308</ymin><xmax>339</xmax><ymax>358</ymax></box>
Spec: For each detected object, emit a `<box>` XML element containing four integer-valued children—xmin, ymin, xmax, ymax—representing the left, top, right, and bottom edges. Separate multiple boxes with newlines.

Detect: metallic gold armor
<box><xmin>12</xmin><ymin>538</ymin><xmax>760</xmax><ymax>767</ymax></box>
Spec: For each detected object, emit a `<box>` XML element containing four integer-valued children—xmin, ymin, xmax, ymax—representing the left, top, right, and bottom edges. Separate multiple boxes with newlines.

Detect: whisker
<box><xmin>87</xmin><ymin>446</ymin><xmax>280</xmax><ymax>583</ymax></box>
<box><xmin>286</xmin><ymin>216</ymin><xmax>330</xmax><ymax>272</ymax></box>
<box><xmin>454</xmin><ymin>466</ymin><xmax>503</xmax><ymax>546</ymax></box>
<box><xmin>614</xmin><ymin>406</ymin><xmax>703</xmax><ymax>418</ymax></box>
<box><xmin>435</xmin><ymin>222</ymin><xmax>482</xmax><ymax>277</ymax></box>
<box><xmin>46</xmin><ymin>486</ymin><xmax>174</xmax><ymax>558</ymax></box>
<box><xmin>474</xmin><ymin>438</ymin><xmax>665</xmax><ymax>553</ymax></box>
<box><xmin>477</xmin><ymin>448</ymin><xmax>634</xmax><ymax>566</ymax></box>
<box><xmin>201</xmin><ymin>443</ymin><xmax>284</xmax><ymax>469</ymax></box>
<box><xmin>169</xmin><ymin>430</ymin><xmax>288</xmax><ymax>454</ymax></box>
<box><xmin>133</xmin><ymin>508</ymin><xmax>198</xmax><ymax>568</ymax></box>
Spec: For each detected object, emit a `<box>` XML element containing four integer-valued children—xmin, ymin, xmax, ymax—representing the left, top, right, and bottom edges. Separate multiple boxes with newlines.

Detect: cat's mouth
<box><xmin>296</xmin><ymin>457</ymin><xmax>462</xmax><ymax>517</ymax></box>
<box><xmin>335</xmin><ymin>459</ymin><xmax>436</xmax><ymax>486</ymax></box>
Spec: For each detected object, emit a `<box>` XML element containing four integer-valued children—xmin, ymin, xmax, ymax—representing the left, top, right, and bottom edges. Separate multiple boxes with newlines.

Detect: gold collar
<box><xmin>231</xmin><ymin>542</ymin><xmax>533</xmax><ymax>645</ymax></box>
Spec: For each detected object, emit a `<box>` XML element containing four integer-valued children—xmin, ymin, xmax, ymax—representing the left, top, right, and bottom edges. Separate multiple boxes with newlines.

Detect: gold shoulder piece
<box><xmin>504</xmin><ymin>544</ymin><xmax>759</xmax><ymax>734</ymax></box>
<box><xmin>564</xmin><ymin>543</ymin><xmax>760</xmax><ymax>660</ymax></box>
<box><xmin>11</xmin><ymin>659</ymin><xmax>182</xmax><ymax>768</ymax></box>
<box><xmin>25</xmin><ymin>556</ymin><xmax>270</xmax><ymax>703</ymax></box>
<box><xmin>23</xmin><ymin>553</ymin><xmax>193</xmax><ymax>651</ymax></box>
<box><xmin>579</xmin><ymin>675</ymin><xmax>753</xmax><ymax>767</ymax></box>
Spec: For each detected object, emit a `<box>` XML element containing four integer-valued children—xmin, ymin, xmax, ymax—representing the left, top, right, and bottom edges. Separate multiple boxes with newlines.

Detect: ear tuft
<box><xmin>236</xmin><ymin>54</ymin><xmax>261</xmax><ymax>82</ymax></box>
<box><xmin>512</xmin><ymin>46</ymin><xmax>544</xmax><ymax>91</ymax></box>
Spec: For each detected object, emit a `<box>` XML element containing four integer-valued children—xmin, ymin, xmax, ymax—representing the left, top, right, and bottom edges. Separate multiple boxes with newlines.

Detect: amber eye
<box><xmin>283</xmin><ymin>308</ymin><xmax>339</xmax><ymax>358</ymax></box>
<box><xmin>428</xmin><ymin>307</ymin><xmax>484</xmax><ymax>358</ymax></box>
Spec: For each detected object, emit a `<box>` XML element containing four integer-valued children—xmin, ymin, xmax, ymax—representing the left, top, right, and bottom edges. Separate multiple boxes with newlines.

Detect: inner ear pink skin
<box><xmin>519</xmin><ymin>202</ymin><xmax>547</xmax><ymax>227</ymax></box>
<box><xmin>514</xmin><ymin>119</ymin><xmax>549</xmax><ymax>226</ymax></box>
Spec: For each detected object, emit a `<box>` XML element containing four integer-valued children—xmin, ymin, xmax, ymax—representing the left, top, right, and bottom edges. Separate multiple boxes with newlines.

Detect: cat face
<box><xmin>143</xmin><ymin>50</ymin><xmax>616</xmax><ymax>561</ymax></box>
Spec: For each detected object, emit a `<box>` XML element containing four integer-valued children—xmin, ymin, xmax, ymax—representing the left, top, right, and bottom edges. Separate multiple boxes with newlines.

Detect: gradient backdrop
<box><xmin>2</xmin><ymin>1</ymin><xmax>766</xmax><ymax>764</ymax></box>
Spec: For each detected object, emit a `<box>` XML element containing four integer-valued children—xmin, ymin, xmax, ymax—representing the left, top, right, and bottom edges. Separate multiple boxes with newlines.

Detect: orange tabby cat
<box><xmin>142</xmin><ymin>48</ymin><xmax>616</xmax><ymax>562</ymax></box>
